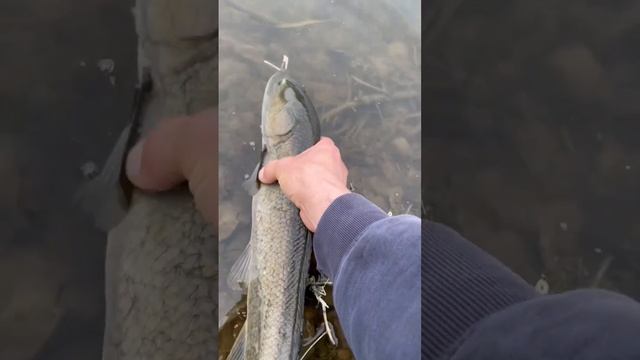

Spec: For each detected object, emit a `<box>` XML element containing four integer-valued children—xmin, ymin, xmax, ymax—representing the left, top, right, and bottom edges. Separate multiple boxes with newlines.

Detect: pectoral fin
<box><xmin>74</xmin><ymin>70</ymin><xmax>151</xmax><ymax>231</ymax></box>
<box><xmin>227</xmin><ymin>238</ymin><xmax>256</xmax><ymax>292</ymax></box>
<box><xmin>241</xmin><ymin>147</ymin><xmax>266</xmax><ymax>196</ymax></box>
<box><xmin>74</xmin><ymin>123</ymin><xmax>135</xmax><ymax>231</ymax></box>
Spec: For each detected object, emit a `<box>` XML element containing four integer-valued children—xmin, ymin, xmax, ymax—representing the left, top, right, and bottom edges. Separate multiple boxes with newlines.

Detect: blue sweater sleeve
<box><xmin>314</xmin><ymin>193</ymin><xmax>420</xmax><ymax>360</ymax></box>
<box><xmin>314</xmin><ymin>194</ymin><xmax>640</xmax><ymax>360</ymax></box>
<box><xmin>424</xmin><ymin>219</ymin><xmax>640</xmax><ymax>359</ymax></box>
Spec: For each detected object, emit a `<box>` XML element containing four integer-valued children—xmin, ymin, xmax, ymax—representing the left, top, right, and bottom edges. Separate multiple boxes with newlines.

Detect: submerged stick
<box><xmin>351</xmin><ymin>74</ymin><xmax>388</xmax><ymax>95</ymax></box>
<box><xmin>224</xmin><ymin>0</ymin><xmax>331</xmax><ymax>29</ymax></box>
<box><xmin>321</xmin><ymin>90</ymin><xmax>417</xmax><ymax>122</ymax></box>
<box><xmin>591</xmin><ymin>255</ymin><xmax>614</xmax><ymax>288</ymax></box>
<box><xmin>276</xmin><ymin>19</ymin><xmax>333</xmax><ymax>29</ymax></box>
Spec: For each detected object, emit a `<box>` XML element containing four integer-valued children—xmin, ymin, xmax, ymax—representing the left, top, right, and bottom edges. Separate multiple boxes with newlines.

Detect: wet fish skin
<box><xmin>103</xmin><ymin>191</ymin><xmax>217</xmax><ymax>360</ymax></box>
<box><xmin>230</xmin><ymin>70</ymin><xmax>320</xmax><ymax>360</ymax></box>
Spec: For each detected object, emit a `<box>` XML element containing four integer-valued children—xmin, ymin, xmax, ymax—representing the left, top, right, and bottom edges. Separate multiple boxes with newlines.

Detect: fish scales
<box><xmin>229</xmin><ymin>71</ymin><xmax>320</xmax><ymax>360</ymax></box>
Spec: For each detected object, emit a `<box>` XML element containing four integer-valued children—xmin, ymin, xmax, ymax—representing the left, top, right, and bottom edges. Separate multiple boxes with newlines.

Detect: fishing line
<box><xmin>263</xmin><ymin>54</ymin><xmax>289</xmax><ymax>72</ymax></box>
<box><xmin>309</xmin><ymin>276</ymin><xmax>338</xmax><ymax>346</ymax></box>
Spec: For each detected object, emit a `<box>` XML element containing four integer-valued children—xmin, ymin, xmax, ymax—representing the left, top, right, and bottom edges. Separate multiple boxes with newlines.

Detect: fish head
<box><xmin>260</xmin><ymin>71</ymin><xmax>320</xmax><ymax>151</ymax></box>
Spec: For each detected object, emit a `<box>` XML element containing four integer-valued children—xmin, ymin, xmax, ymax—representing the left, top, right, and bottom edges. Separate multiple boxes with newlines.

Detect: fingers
<box><xmin>259</xmin><ymin>157</ymin><xmax>288</xmax><ymax>184</ymax></box>
<box><xmin>258</xmin><ymin>137</ymin><xmax>339</xmax><ymax>185</ymax></box>
<box><xmin>126</xmin><ymin>108</ymin><xmax>218</xmax><ymax>192</ymax></box>
<box><xmin>317</xmin><ymin>136</ymin><xmax>335</xmax><ymax>147</ymax></box>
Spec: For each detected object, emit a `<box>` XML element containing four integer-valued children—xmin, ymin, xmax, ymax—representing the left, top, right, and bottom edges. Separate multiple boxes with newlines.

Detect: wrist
<box><xmin>306</xmin><ymin>186</ymin><xmax>350</xmax><ymax>231</ymax></box>
<box><xmin>312</xmin><ymin>192</ymin><xmax>388</xmax><ymax>279</ymax></box>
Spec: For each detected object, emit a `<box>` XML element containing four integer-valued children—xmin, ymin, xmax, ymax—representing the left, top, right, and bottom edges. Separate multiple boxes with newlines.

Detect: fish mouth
<box><xmin>260</xmin><ymin>70</ymin><xmax>321</xmax><ymax>149</ymax></box>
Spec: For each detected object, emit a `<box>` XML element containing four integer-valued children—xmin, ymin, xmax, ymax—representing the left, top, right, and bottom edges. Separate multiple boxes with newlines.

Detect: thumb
<box><xmin>258</xmin><ymin>159</ymin><xmax>280</xmax><ymax>184</ymax></box>
<box><xmin>126</xmin><ymin>108</ymin><xmax>217</xmax><ymax>191</ymax></box>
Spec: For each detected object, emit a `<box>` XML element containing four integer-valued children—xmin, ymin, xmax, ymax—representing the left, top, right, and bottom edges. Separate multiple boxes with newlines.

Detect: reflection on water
<box><xmin>0</xmin><ymin>0</ymin><xmax>136</xmax><ymax>358</ymax></box>
<box><xmin>424</xmin><ymin>0</ymin><xmax>640</xmax><ymax>298</ymax></box>
<box><xmin>218</xmin><ymin>0</ymin><xmax>420</xmax><ymax>358</ymax></box>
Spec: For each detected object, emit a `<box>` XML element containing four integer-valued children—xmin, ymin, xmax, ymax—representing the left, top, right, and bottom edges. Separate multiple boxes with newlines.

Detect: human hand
<box><xmin>259</xmin><ymin>137</ymin><xmax>350</xmax><ymax>232</ymax></box>
<box><xmin>125</xmin><ymin>108</ymin><xmax>218</xmax><ymax>225</ymax></box>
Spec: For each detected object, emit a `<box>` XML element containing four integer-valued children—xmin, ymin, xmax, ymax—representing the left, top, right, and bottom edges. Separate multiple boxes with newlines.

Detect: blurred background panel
<box><xmin>0</xmin><ymin>0</ymin><xmax>136</xmax><ymax>358</ymax></box>
<box><xmin>424</xmin><ymin>0</ymin><xmax>640</xmax><ymax>299</ymax></box>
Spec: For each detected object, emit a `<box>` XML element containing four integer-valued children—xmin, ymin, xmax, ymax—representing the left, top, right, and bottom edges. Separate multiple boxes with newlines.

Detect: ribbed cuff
<box><xmin>314</xmin><ymin>193</ymin><xmax>387</xmax><ymax>280</ymax></box>
<box><xmin>423</xmin><ymin>221</ymin><xmax>539</xmax><ymax>359</ymax></box>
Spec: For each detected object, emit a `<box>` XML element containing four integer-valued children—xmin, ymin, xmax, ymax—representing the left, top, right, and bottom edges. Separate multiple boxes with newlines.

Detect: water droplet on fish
<box><xmin>243</xmin><ymin>174</ymin><xmax>249</xmax><ymax>180</ymax></box>
<box><xmin>249</xmin><ymin>141</ymin><xmax>255</xmax><ymax>148</ymax></box>
<box><xmin>387</xmin><ymin>211</ymin><xmax>393</xmax><ymax>216</ymax></box>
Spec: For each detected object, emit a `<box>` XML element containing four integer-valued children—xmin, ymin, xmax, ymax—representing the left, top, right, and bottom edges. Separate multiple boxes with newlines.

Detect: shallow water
<box><xmin>424</xmin><ymin>0</ymin><xmax>640</xmax><ymax>298</ymax></box>
<box><xmin>218</xmin><ymin>0</ymin><xmax>421</xmax><ymax>358</ymax></box>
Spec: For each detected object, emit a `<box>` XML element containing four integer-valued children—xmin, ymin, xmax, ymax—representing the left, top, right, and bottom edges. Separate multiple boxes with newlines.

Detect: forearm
<box><xmin>424</xmin><ymin>223</ymin><xmax>640</xmax><ymax>359</ymax></box>
<box><xmin>314</xmin><ymin>193</ymin><xmax>420</xmax><ymax>360</ymax></box>
<box><xmin>313</xmin><ymin>194</ymin><xmax>537</xmax><ymax>360</ymax></box>
<box><xmin>422</xmin><ymin>222</ymin><xmax>538</xmax><ymax>358</ymax></box>
<box><xmin>314</xmin><ymin>194</ymin><xmax>640</xmax><ymax>360</ymax></box>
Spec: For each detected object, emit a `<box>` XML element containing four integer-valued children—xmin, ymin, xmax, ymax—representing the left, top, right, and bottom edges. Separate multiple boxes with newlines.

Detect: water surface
<box><xmin>218</xmin><ymin>0</ymin><xmax>421</xmax><ymax>358</ymax></box>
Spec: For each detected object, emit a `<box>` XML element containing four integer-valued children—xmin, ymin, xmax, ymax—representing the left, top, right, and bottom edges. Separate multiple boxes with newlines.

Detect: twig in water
<box><xmin>321</xmin><ymin>91</ymin><xmax>417</xmax><ymax>123</ymax></box>
<box><xmin>276</xmin><ymin>19</ymin><xmax>333</xmax><ymax>29</ymax></box>
<box><xmin>224</xmin><ymin>0</ymin><xmax>277</xmax><ymax>26</ymax></box>
<box><xmin>351</xmin><ymin>74</ymin><xmax>388</xmax><ymax>94</ymax></box>
<box><xmin>405</xmin><ymin>202</ymin><xmax>413</xmax><ymax>214</ymax></box>
<box><xmin>591</xmin><ymin>255</ymin><xmax>614</xmax><ymax>288</ymax></box>
<box><xmin>375</xmin><ymin>102</ymin><xmax>385</xmax><ymax>122</ymax></box>
<box><xmin>224</xmin><ymin>0</ymin><xmax>331</xmax><ymax>29</ymax></box>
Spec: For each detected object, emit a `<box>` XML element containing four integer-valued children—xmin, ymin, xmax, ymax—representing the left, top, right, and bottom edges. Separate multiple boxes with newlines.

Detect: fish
<box><xmin>226</xmin><ymin>68</ymin><xmax>321</xmax><ymax>360</ymax></box>
<box><xmin>76</xmin><ymin>1</ymin><xmax>218</xmax><ymax>359</ymax></box>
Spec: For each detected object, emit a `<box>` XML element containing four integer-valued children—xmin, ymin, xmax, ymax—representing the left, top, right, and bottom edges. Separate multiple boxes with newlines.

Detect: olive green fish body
<box><xmin>228</xmin><ymin>70</ymin><xmax>320</xmax><ymax>360</ymax></box>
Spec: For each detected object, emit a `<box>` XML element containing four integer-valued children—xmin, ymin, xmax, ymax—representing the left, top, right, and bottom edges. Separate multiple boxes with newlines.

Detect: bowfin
<box><xmin>227</xmin><ymin>239</ymin><xmax>256</xmax><ymax>292</ymax></box>
<box><xmin>226</xmin><ymin>323</ymin><xmax>246</xmax><ymax>360</ymax></box>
